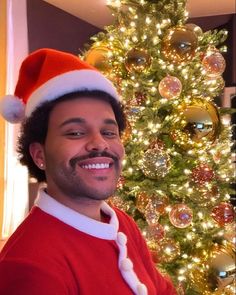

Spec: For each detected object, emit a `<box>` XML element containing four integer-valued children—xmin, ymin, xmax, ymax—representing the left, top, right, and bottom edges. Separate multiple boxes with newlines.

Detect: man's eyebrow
<box><xmin>59</xmin><ymin>118</ymin><xmax>118</xmax><ymax>128</ymax></box>
<box><xmin>104</xmin><ymin>119</ymin><xmax>118</xmax><ymax>127</ymax></box>
<box><xmin>59</xmin><ymin>118</ymin><xmax>86</xmax><ymax>127</ymax></box>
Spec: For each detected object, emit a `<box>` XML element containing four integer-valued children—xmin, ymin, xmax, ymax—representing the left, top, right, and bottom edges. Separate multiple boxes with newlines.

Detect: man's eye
<box><xmin>66</xmin><ymin>131</ymin><xmax>84</xmax><ymax>137</ymax></box>
<box><xmin>103</xmin><ymin>131</ymin><xmax>117</xmax><ymax>137</ymax></box>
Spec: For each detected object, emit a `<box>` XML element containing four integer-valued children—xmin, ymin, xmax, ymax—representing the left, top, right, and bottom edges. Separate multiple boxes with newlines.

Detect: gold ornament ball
<box><xmin>205</xmin><ymin>76</ymin><xmax>225</xmax><ymax>92</ymax></box>
<box><xmin>136</xmin><ymin>191</ymin><xmax>150</xmax><ymax>213</ymax></box>
<box><xmin>189</xmin><ymin>246</ymin><xmax>236</xmax><ymax>294</ymax></box>
<box><xmin>149</xmin><ymin>194</ymin><xmax>169</xmax><ymax>215</ymax></box>
<box><xmin>140</xmin><ymin>148</ymin><xmax>171</xmax><ymax>179</ymax></box>
<box><xmin>156</xmin><ymin>238</ymin><xmax>180</xmax><ymax>263</ymax></box>
<box><xmin>108</xmin><ymin>195</ymin><xmax>128</xmax><ymax>212</ymax></box>
<box><xmin>84</xmin><ymin>45</ymin><xmax>112</xmax><ymax>73</ymax></box>
<box><xmin>173</xmin><ymin>98</ymin><xmax>221</xmax><ymax>149</ymax></box>
<box><xmin>206</xmin><ymin>245</ymin><xmax>236</xmax><ymax>293</ymax></box>
<box><xmin>158</xmin><ymin>75</ymin><xmax>182</xmax><ymax>99</ymax></box>
<box><xmin>189</xmin><ymin>185</ymin><xmax>220</xmax><ymax>207</ymax></box>
<box><xmin>162</xmin><ymin>26</ymin><xmax>198</xmax><ymax>63</ymax></box>
<box><xmin>224</xmin><ymin>222</ymin><xmax>236</xmax><ymax>250</ymax></box>
<box><xmin>125</xmin><ymin>48</ymin><xmax>151</xmax><ymax>73</ymax></box>
<box><xmin>145</xmin><ymin>223</ymin><xmax>165</xmax><ymax>241</ymax></box>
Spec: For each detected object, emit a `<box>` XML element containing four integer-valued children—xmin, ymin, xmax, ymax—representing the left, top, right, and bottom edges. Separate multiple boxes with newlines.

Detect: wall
<box><xmin>27</xmin><ymin>0</ymin><xmax>100</xmax><ymax>54</ymax></box>
<box><xmin>190</xmin><ymin>13</ymin><xmax>235</xmax><ymax>87</ymax></box>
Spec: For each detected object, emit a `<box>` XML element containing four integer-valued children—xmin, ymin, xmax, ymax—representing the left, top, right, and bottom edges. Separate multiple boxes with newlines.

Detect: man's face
<box><xmin>32</xmin><ymin>97</ymin><xmax>125</xmax><ymax>201</ymax></box>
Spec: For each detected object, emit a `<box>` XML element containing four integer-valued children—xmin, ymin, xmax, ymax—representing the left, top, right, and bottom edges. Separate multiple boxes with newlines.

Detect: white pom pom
<box><xmin>120</xmin><ymin>258</ymin><xmax>133</xmax><ymax>271</ymax></box>
<box><xmin>136</xmin><ymin>283</ymin><xmax>147</xmax><ymax>295</ymax></box>
<box><xmin>116</xmin><ymin>232</ymin><xmax>127</xmax><ymax>246</ymax></box>
<box><xmin>0</xmin><ymin>95</ymin><xmax>25</xmax><ymax>123</ymax></box>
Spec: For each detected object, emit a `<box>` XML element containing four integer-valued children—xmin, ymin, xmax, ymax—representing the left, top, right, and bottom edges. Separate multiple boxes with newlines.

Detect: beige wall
<box><xmin>0</xmin><ymin>0</ymin><xmax>6</xmax><ymax>247</ymax></box>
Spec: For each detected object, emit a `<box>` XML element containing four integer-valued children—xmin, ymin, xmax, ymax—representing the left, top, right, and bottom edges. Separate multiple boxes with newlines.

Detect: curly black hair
<box><xmin>17</xmin><ymin>90</ymin><xmax>126</xmax><ymax>183</ymax></box>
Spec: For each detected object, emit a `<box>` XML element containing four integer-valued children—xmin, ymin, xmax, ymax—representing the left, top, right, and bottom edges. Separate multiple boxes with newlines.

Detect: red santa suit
<box><xmin>0</xmin><ymin>189</ymin><xmax>177</xmax><ymax>295</ymax></box>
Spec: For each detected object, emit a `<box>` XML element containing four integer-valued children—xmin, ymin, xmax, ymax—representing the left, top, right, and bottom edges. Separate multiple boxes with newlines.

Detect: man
<box><xmin>0</xmin><ymin>48</ymin><xmax>177</xmax><ymax>295</ymax></box>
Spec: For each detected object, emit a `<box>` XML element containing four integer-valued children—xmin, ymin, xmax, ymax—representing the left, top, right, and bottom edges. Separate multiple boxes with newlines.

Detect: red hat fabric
<box><xmin>0</xmin><ymin>48</ymin><xmax>119</xmax><ymax>123</ymax></box>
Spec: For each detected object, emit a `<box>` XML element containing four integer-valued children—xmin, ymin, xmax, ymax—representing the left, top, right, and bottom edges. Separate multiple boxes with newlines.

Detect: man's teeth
<box><xmin>81</xmin><ymin>163</ymin><xmax>110</xmax><ymax>169</ymax></box>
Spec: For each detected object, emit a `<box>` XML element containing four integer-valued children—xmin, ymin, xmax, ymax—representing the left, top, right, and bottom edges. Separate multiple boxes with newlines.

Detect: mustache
<box><xmin>69</xmin><ymin>150</ymin><xmax>119</xmax><ymax>168</ymax></box>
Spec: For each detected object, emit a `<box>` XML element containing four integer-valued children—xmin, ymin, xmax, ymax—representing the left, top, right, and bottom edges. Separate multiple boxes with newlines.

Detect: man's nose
<box><xmin>85</xmin><ymin>133</ymin><xmax>109</xmax><ymax>152</ymax></box>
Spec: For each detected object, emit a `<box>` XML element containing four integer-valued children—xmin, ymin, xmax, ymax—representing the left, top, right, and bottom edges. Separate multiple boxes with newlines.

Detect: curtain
<box><xmin>1</xmin><ymin>0</ymin><xmax>29</xmax><ymax>240</ymax></box>
<box><xmin>0</xmin><ymin>0</ymin><xmax>7</xmax><ymax>242</ymax></box>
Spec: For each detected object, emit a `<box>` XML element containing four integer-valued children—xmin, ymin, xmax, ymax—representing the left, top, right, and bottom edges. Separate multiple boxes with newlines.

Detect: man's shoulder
<box><xmin>0</xmin><ymin>207</ymin><xmax>63</xmax><ymax>259</ymax></box>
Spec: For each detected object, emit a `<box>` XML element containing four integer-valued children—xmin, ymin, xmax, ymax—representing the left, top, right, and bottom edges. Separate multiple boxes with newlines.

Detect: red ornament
<box><xmin>191</xmin><ymin>163</ymin><xmax>215</xmax><ymax>185</ymax></box>
<box><xmin>211</xmin><ymin>202</ymin><xmax>235</xmax><ymax>226</ymax></box>
<box><xmin>202</xmin><ymin>49</ymin><xmax>226</xmax><ymax>77</ymax></box>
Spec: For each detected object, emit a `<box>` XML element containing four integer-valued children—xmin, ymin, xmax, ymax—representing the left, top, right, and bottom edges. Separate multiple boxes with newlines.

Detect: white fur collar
<box><xmin>34</xmin><ymin>188</ymin><xmax>119</xmax><ymax>240</ymax></box>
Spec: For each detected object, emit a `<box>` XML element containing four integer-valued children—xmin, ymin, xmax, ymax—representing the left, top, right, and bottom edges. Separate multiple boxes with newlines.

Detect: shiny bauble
<box><xmin>136</xmin><ymin>191</ymin><xmax>150</xmax><ymax>213</ymax></box>
<box><xmin>84</xmin><ymin>45</ymin><xmax>112</xmax><ymax>73</ymax></box>
<box><xmin>140</xmin><ymin>147</ymin><xmax>171</xmax><ymax>179</ymax></box>
<box><xmin>224</xmin><ymin>222</ymin><xmax>236</xmax><ymax>250</ymax></box>
<box><xmin>191</xmin><ymin>163</ymin><xmax>215</xmax><ymax>185</ymax></box>
<box><xmin>173</xmin><ymin>98</ymin><xmax>221</xmax><ymax>149</ymax></box>
<box><xmin>156</xmin><ymin>238</ymin><xmax>181</xmax><ymax>263</ymax></box>
<box><xmin>158</xmin><ymin>75</ymin><xmax>182</xmax><ymax>99</ymax></box>
<box><xmin>144</xmin><ymin>194</ymin><xmax>169</xmax><ymax>224</ymax></box>
<box><xmin>149</xmin><ymin>194</ymin><xmax>169</xmax><ymax>215</ymax></box>
<box><xmin>145</xmin><ymin>200</ymin><xmax>161</xmax><ymax>225</ymax></box>
<box><xmin>162</xmin><ymin>26</ymin><xmax>198</xmax><ymax>63</ymax></box>
<box><xmin>108</xmin><ymin>195</ymin><xmax>129</xmax><ymax>211</ymax></box>
<box><xmin>124</xmin><ymin>105</ymin><xmax>143</xmax><ymax>123</ymax></box>
<box><xmin>147</xmin><ymin>239</ymin><xmax>159</xmax><ymax>263</ymax></box>
<box><xmin>206</xmin><ymin>245</ymin><xmax>235</xmax><ymax>293</ymax></box>
<box><xmin>185</xmin><ymin>23</ymin><xmax>203</xmax><ymax>37</ymax></box>
<box><xmin>211</xmin><ymin>202</ymin><xmax>235</xmax><ymax>226</ymax></box>
<box><xmin>189</xmin><ymin>185</ymin><xmax>220</xmax><ymax>207</ymax></box>
<box><xmin>125</xmin><ymin>48</ymin><xmax>151</xmax><ymax>73</ymax></box>
<box><xmin>202</xmin><ymin>48</ymin><xmax>226</xmax><ymax>77</ymax></box>
<box><xmin>145</xmin><ymin>223</ymin><xmax>165</xmax><ymax>241</ymax></box>
<box><xmin>204</xmin><ymin>76</ymin><xmax>225</xmax><ymax>92</ymax></box>
<box><xmin>169</xmin><ymin>203</ymin><xmax>193</xmax><ymax>228</ymax></box>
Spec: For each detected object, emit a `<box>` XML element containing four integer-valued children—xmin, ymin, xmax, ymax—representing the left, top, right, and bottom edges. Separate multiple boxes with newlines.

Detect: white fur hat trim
<box><xmin>0</xmin><ymin>95</ymin><xmax>25</xmax><ymax>123</ymax></box>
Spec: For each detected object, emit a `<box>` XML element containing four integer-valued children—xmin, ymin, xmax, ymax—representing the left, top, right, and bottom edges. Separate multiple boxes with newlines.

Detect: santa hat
<box><xmin>0</xmin><ymin>48</ymin><xmax>119</xmax><ymax>123</ymax></box>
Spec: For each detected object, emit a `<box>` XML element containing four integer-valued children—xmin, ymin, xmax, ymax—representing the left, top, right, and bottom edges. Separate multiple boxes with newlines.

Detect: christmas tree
<box><xmin>82</xmin><ymin>0</ymin><xmax>236</xmax><ymax>294</ymax></box>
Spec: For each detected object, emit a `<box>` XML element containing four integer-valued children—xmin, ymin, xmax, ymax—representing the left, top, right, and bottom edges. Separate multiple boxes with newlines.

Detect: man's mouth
<box><xmin>80</xmin><ymin>163</ymin><xmax>111</xmax><ymax>170</ymax></box>
<box><xmin>70</xmin><ymin>151</ymin><xmax>118</xmax><ymax>171</ymax></box>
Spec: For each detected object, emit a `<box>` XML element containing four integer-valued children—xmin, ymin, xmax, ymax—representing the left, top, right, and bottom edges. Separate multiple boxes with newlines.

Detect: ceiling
<box><xmin>44</xmin><ymin>0</ymin><xmax>236</xmax><ymax>28</ymax></box>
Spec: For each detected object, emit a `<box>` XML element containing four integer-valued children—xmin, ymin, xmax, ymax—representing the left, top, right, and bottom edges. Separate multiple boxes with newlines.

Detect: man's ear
<box><xmin>29</xmin><ymin>142</ymin><xmax>45</xmax><ymax>170</ymax></box>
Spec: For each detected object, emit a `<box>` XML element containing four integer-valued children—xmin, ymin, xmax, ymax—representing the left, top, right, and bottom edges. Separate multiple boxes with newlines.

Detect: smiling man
<box><xmin>0</xmin><ymin>48</ymin><xmax>177</xmax><ymax>295</ymax></box>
